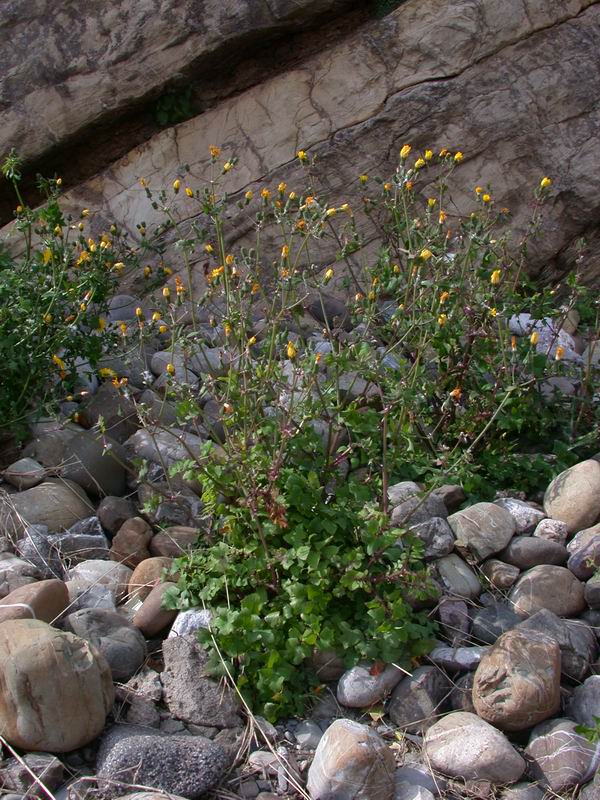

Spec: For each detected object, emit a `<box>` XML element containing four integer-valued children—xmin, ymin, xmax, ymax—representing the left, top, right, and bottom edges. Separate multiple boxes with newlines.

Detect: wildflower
<box><xmin>173</xmin><ymin>179</ymin><xmax>180</xmax><ymax>192</ymax></box>
<box><xmin>555</xmin><ymin>345</ymin><xmax>565</xmax><ymax>361</ymax></box>
<box><xmin>281</xmin><ymin>268</ymin><xmax>289</xmax><ymax>279</ymax></box>
<box><xmin>297</xmin><ymin>150</ymin><xmax>308</xmax><ymax>162</ymax></box>
<box><xmin>439</xmin><ymin>210</ymin><xmax>447</xmax><ymax>224</ymax></box>
<box><xmin>16</xmin><ymin>205</ymin><xmax>23</xmax><ymax>214</ymax></box>
<box><xmin>158</xmin><ymin>324</ymin><xmax>168</xmax><ymax>334</ymax></box>
<box><xmin>135</xmin><ymin>307</ymin><xmax>143</xmax><ymax>319</ymax></box>
<box><xmin>43</xmin><ymin>313</ymin><xmax>53</xmax><ymax>325</ymax></box>
<box><xmin>99</xmin><ymin>367</ymin><xmax>117</xmax><ymax>379</ymax></box>
<box><xmin>281</xmin><ymin>245</ymin><xmax>289</xmax><ymax>258</ymax></box>
<box><xmin>251</xmin><ymin>282</ymin><xmax>260</xmax><ymax>294</ymax></box>
<box><xmin>438</xmin><ymin>314</ymin><xmax>447</xmax><ymax>326</ymax></box>
<box><xmin>340</xmin><ymin>202</ymin><xmax>350</xmax><ymax>212</ymax></box>
<box><xmin>540</xmin><ymin>176</ymin><xmax>552</xmax><ymax>189</ymax></box>
<box><xmin>359</xmin><ymin>175</ymin><xmax>369</xmax><ymax>184</ymax></box>
<box><xmin>223</xmin><ymin>161</ymin><xmax>233</xmax><ymax>172</ymax></box>
<box><xmin>223</xmin><ymin>402</ymin><xmax>234</xmax><ymax>414</ymax></box>
<box><xmin>211</xmin><ymin>266</ymin><xmax>224</xmax><ymax>279</ymax></box>
<box><xmin>489</xmin><ymin>307</ymin><xmax>497</xmax><ymax>317</ymax></box>
<box><xmin>175</xmin><ymin>279</ymin><xmax>185</xmax><ymax>296</ymax></box>
<box><xmin>163</xmin><ymin>266</ymin><xmax>173</xmax><ymax>276</ymax></box>
<box><xmin>454</xmin><ymin>151</ymin><xmax>464</xmax><ymax>162</ymax></box>
<box><xmin>449</xmin><ymin>386</ymin><xmax>462</xmax><ymax>400</ymax></box>
<box><xmin>224</xmin><ymin>322</ymin><xmax>232</xmax><ymax>337</ymax></box>
<box><xmin>81</xmin><ymin>208</ymin><xmax>89</xmax><ymax>218</ymax></box>
<box><xmin>482</xmin><ymin>194</ymin><xmax>491</xmax><ymax>204</ymax></box>
<box><xmin>166</xmin><ymin>363</ymin><xmax>176</xmax><ymax>375</ymax></box>
<box><xmin>305</xmin><ymin>195</ymin><xmax>315</xmax><ymax>205</ymax></box>
<box><xmin>475</xmin><ymin>186</ymin><xmax>483</xmax><ymax>195</ymax></box>
<box><xmin>440</xmin><ymin>291</ymin><xmax>450</xmax><ymax>304</ymax></box>
<box><xmin>278</xmin><ymin>182</ymin><xmax>287</xmax><ymax>193</ymax></box>
<box><xmin>96</xmin><ymin>317</ymin><xmax>106</xmax><ymax>331</ymax></box>
<box><xmin>368</xmin><ymin>290</ymin><xmax>376</xmax><ymax>301</ymax></box>
<box><xmin>52</xmin><ymin>354</ymin><xmax>66</xmax><ymax>370</ymax></box>
<box><xmin>139</xmin><ymin>178</ymin><xmax>147</xmax><ymax>188</ymax></box>
<box><xmin>289</xmin><ymin>191</ymin><xmax>297</xmax><ymax>201</ymax></box>
<box><xmin>205</xmin><ymin>243</ymin><xmax>214</xmax><ymax>254</ymax></box>
<box><xmin>490</xmin><ymin>269</ymin><xmax>502</xmax><ymax>285</ymax></box>
<box><xmin>225</xmin><ymin>254</ymin><xmax>235</xmax><ymax>265</ymax></box>
<box><xmin>152</xmin><ymin>311</ymin><xmax>161</xmax><ymax>322</ymax></box>
<box><xmin>511</xmin><ymin>336</ymin><xmax>517</xmax><ymax>351</ymax></box>
<box><xmin>414</xmin><ymin>158</ymin><xmax>426</xmax><ymax>169</ymax></box>
<box><xmin>261</xmin><ymin>188</ymin><xmax>271</xmax><ymax>200</ymax></box>
<box><xmin>324</xmin><ymin>268</ymin><xmax>334</xmax><ymax>282</ymax></box>
<box><xmin>54</xmin><ymin>225</ymin><xmax>62</xmax><ymax>236</ymax></box>
<box><xmin>326</xmin><ymin>207</ymin><xmax>337</xmax><ymax>216</ymax></box>
<box><xmin>405</xmin><ymin>181</ymin><xmax>414</xmax><ymax>191</ymax></box>
<box><xmin>113</xmin><ymin>261</ymin><xmax>125</xmax><ymax>272</ymax></box>
<box><xmin>501</xmin><ymin>207</ymin><xmax>510</xmax><ymax>214</ymax></box>
<box><xmin>420</xmin><ymin>248</ymin><xmax>433</xmax><ymax>260</ymax></box>
<box><xmin>296</xmin><ymin>220</ymin><xmax>306</xmax><ymax>230</ymax></box>
<box><xmin>162</xmin><ymin>286</ymin><xmax>170</xmax><ymax>299</ymax></box>
<box><xmin>245</xmin><ymin>190</ymin><xmax>253</xmax><ymax>201</ymax></box>
<box><xmin>355</xmin><ymin>292</ymin><xmax>364</xmax><ymax>302</ymax></box>
<box><xmin>80</xmin><ymin>303</ymin><xmax>87</xmax><ymax>312</ymax></box>
<box><xmin>315</xmin><ymin>353</ymin><xmax>322</xmax><ymax>364</ymax></box>
<box><xmin>119</xmin><ymin>322</ymin><xmax>127</xmax><ymax>335</ymax></box>
<box><xmin>43</xmin><ymin>248</ymin><xmax>52</xmax><ymax>265</ymax></box>
<box><xmin>287</xmin><ymin>340</ymin><xmax>297</xmax><ymax>360</ymax></box>
<box><xmin>56</xmin><ymin>177</ymin><xmax>62</xmax><ymax>186</ymax></box>
<box><xmin>427</xmin><ymin>197</ymin><xmax>436</xmax><ymax>208</ymax></box>
<box><xmin>383</xmin><ymin>182</ymin><xmax>393</xmax><ymax>192</ymax></box>
<box><xmin>185</xmin><ymin>187</ymin><xmax>194</xmax><ymax>198</ymax></box>
<box><xmin>78</xmin><ymin>222</ymin><xmax>84</xmax><ymax>231</ymax></box>
<box><xmin>400</xmin><ymin>144</ymin><xmax>412</xmax><ymax>160</ymax></box>
<box><xmin>209</xmin><ymin>145</ymin><xmax>221</xmax><ymax>158</ymax></box>
<box><xmin>143</xmin><ymin>266</ymin><xmax>152</xmax><ymax>277</ymax></box>
<box><xmin>530</xmin><ymin>331</ymin><xmax>539</xmax><ymax>346</ymax></box>
<box><xmin>393</xmin><ymin>264</ymin><xmax>400</xmax><ymax>273</ymax></box>
<box><xmin>439</xmin><ymin>147</ymin><xmax>449</xmax><ymax>157</ymax></box>
<box><xmin>247</xmin><ymin>336</ymin><xmax>256</xmax><ymax>347</ymax></box>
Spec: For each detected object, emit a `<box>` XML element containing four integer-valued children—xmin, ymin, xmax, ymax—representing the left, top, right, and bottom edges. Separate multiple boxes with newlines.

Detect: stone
<box><xmin>0</xmin><ymin>619</ymin><xmax>113</xmax><ymax>751</ymax></box>
<box><xmin>116</xmin><ymin>668</ymin><xmax>163</xmax><ymax>727</ymax></box>
<box><xmin>96</xmin><ymin>730</ymin><xmax>230</xmax><ymax>799</ymax></box>
<box><xmin>68</xmin><ymin>559</ymin><xmax>133</xmax><ymax>602</ymax></box>
<box><xmin>132</xmin><ymin>581</ymin><xmax>177</xmax><ymax>636</ymax></box>
<box><xmin>294</xmin><ymin>719</ymin><xmax>323</xmax><ymax>749</ymax></box>
<box><xmin>391</xmin><ymin>494</ymin><xmax>448</xmax><ymax>528</ymax></box>
<box><xmin>498</xmin><ymin>784</ymin><xmax>544</xmax><ymax>800</ymax></box>
<box><xmin>395</xmin><ymin>784</ymin><xmax>434</xmax><ymax>800</ymax></box>
<box><xmin>428</xmin><ymin>645</ymin><xmax>487</xmax><ymax>672</ymax></box>
<box><xmin>79</xmin><ymin>382</ymin><xmax>138</xmax><ymax>443</ymax></box>
<box><xmin>0</xmin><ymin>752</ymin><xmax>64</xmax><ymax>794</ymax></box>
<box><xmin>544</xmin><ymin>460</ymin><xmax>600</xmax><ymax>534</ymax></box>
<box><xmin>533</xmin><ymin>517</ymin><xmax>569</xmax><ymax>546</ymax></box>
<box><xmin>110</xmin><ymin>516</ymin><xmax>153</xmax><ymax>567</ymax></box>
<box><xmin>586</xmin><ymin>574</ymin><xmax>600</xmax><ymax>609</ymax></box>
<box><xmin>480</xmin><ymin>559</ymin><xmax>520</xmax><ymax>590</ymax></box>
<box><xmin>432</xmin><ymin>485</ymin><xmax>465</xmax><ymax>515</ymax></box>
<box><xmin>46</xmin><ymin>516</ymin><xmax>110</xmax><ymax>564</ymax></box>
<box><xmin>525</xmin><ymin>718</ymin><xmax>596</xmax><ymax>793</ymax></box>
<box><xmin>66</xmin><ymin>579</ymin><xmax>116</xmax><ymax>612</ymax></box>
<box><xmin>517</xmin><ymin>610</ymin><xmax>597</xmax><ymax>682</ymax></box>
<box><xmin>409</xmin><ymin>517</ymin><xmax>455</xmax><ymax>560</ymax></box>
<box><xmin>97</xmin><ymin>495</ymin><xmax>137</xmax><ymax>536</ymax></box>
<box><xmin>0</xmin><ymin>479</ymin><xmax>93</xmax><ymax>536</ymax></box>
<box><xmin>434</xmin><ymin>554</ymin><xmax>481</xmax><ymax>600</ymax></box>
<box><xmin>494</xmin><ymin>498</ymin><xmax>545</xmax><ymax>534</ymax></box>
<box><xmin>2</xmin><ymin>457</ymin><xmax>46</xmax><ymax>490</ymax></box>
<box><xmin>394</xmin><ymin>765</ymin><xmax>446</xmax><ymax>798</ymax></box>
<box><xmin>337</xmin><ymin>663</ymin><xmax>405</xmax><ymax>708</ymax></box>
<box><xmin>161</xmin><ymin>634</ymin><xmax>241</xmax><ymax>728</ymax></box>
<box><xmin>168</xmin><ymin>607</ymin><xmax>212</xmax><ymax>638</ymax></box>
<box><xmin>387</xmin><ymin>482</ymin><xmax>421</xmax><ymax>507</ymax></box>
<box><xmin>471</xmin><ymin>603</ymin><xmax>520</xmax><ymax>645</ymax></box>
<box><xmin>128</xmin><ymin>556</ymin><xmax>173</xmax><ymax>601</ymax></box>
<box><xmin>437</xmin><ymin>596</ymin><xmax>470</xmax><ymax>645</ymax></box>
<box><xmin>567</xmin><ymin>523</ymin><xmax>600</xmax><ymax>579</ymax></box>
<box><xmin>567</xmin><ymin>675</ymin><xmax>600</xmax><ymax>728</ymax></box>
<box><xmin>449</xmin><ymin>672</ymin><xmax>476</xmax><ymax>713</ymax></box>
<box><xmin>581</xmin><ymin>771</ymin><xmax>600</xmax><ymax>800</ymax></box>
<box><xmin>0</xmin><ymin>551</ymin><xmax>40</xmax><ymax>598</ymax></box>
<box><xmin>508</xmin><ymin>565</ymin><xmax>586</xmax><ymax>618</ymax></box>
<box><xmin>307</xmin><ymin>718</ymin><xmax>395</xmax><ymax>800</ymax></box>
<box><xmin>150</xmin><ymin>525</ymin><xmax>202</xmax><ymax>556</ymax></box>
<box><xmin>25</xmin><ymin>429</ymin><xmax>127</xmax><ymax>497</ymax></box>
<box><xmin>125</xmin><ymin>428</ymin><xmax>205</xmax><ymax>467</ymax></box>
<box><xmin>61</xmin><ymin>608</ymin><xmax>147</xmax><ymax>682</ymax></box>
<box><xmin>388</xmin><ymin>666</ymin><xmax>451</xmax><ymax>733</ymax></box>
<box><xmin>498</xmin><ymin>537</ymin><xmax>567</xmax><ymax>569</ymax></box>
<box><xmin>310</xmin><ymin>648</ymin><xmax>346</xmax><ymax>682</ymax></box>
<box><xmin>15</xmin><ymin>525</ymin><xmax>63</xmax><ymax>579</ymax></box>
<box><xmin>0</xmin><ymin>578</ymin><xmax>69</xmax><ymax>624</ymax></box>
<box><xmin>472</xmin><ymin>628</ymin><xmax>561</xmax><ymax>731</ymax></box>
<box><xmin>447</xmin><ymin>503</ymin><xmax>515</xmax><ymax>563</ymax></box>
<box><xmin>424</xmin><ymin>712</ymin><xmax>525</xmax><ymax>783</ymax></box>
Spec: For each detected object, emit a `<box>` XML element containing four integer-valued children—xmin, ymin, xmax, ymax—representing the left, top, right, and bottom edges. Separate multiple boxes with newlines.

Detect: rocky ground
<box><xmin>1</xmin><ymin>294</ymin><xmax>600</xmax><ymax>800</ymax></box>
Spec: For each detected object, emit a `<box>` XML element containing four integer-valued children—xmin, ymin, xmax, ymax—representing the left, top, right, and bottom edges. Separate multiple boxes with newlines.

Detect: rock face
<box><xmin>424</xmin><ymin>711</ymin><xmax>525</xmax><ymax>784</ymax></box>
<box><xmin>307</xmin><ymin>718</ymin><xmax>395</xmax><ymax>800</ymax></box>
<box><xmin>472</xmin><ymin>628</ymin><xmax>561</xmax><ymax>731</ymax></box>
<box><xmin>0</xmin><ymin>619</ymin><xmax>114</xmax><ymax>752</ymax></box>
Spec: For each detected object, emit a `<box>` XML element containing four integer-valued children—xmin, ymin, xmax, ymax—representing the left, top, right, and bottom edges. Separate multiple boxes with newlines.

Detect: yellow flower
<box><xmin>555</xmin><ymin>345</ymin><xmax>565</xmax><ymax>361</ymax></box>
<box><xmin>163</xmin><ymin>266</ymin><xmax>173</xmax><ymax>276</ymax></box>
<box><xmin>223</xmin><ymin>161</ymin><xmax>233</xmax><ymax>172</ymax></box>
<box><xmin>424</xmin><ymin>149</ymin><xmax>433</xmax><ymax>161</ymax></box>
<box><xmin>247</xmin><ymin>336</ymin><xmax>257</xmax><ymax>347</ymax></box>
<box><xmin>209</xmin><ymin>145</ymin><xmax>221</xmax><ymax>158</ymax></box>
<box><xmin>393</xmin><ymin>264</ymin><xmax>400</xmax><ymax>274</ymax></box>
<box><xmin>324</xmin><ymin>268</ymin><xmax>334</xmax><ymax>282</ymax></box>
<box><xmin>438</xmin><ymin>314</ymin><xmax>447</xmax><ymax>326</ymax></box>
<box><xmin>475</xmin><ymin>186</ymin><xmax>483</xmax><ymax>195</ymax></box>
<box><xmin>305</xmin><ymin>195</ymin><xmax>315</xmax><ymax>205</ymax></box>
<box><xmin>119</xmin><ymin>322</ymin><xmax>127</xmax><ymax>335</ymax></box>
<box><xmin>427</xmin><ymin>197</ymin><xmax>437</xmax><ymax>208</ymax></box>
<box><xmin>490</xmin><ymin>269</ymin><xmax>502</xmax><ymax>285</ymax></box>
<box><xmin>281</xmin><ymin>268</ymin><xmax>289</xmax><ymax>279</ymax></box>
<box><xmin>43</xmin><ymin>313</ymin><xmax>53</xmax><ymax>324</ymax></box>
<box><xmin>440</xmin><ymin>291</ymin><xmax>450</xmax><ymax>304</ymax></box>
<box><xmin>297</xmin><ymin>150</ymin><xmax>308</xmax><ymax>162</ymax></box>
<box><xmin>540</xmin><ymin>176</ymin><xmax>552</xmax><ymax>189</ymax></box>
<box><xmin>530</xmin><ymin>331</ymin><xmax>539</xmax><ymax>346</ymax></box>
<box><xmin>420</xmin><ymin>248</ymin><xmax>433</xmax><ymax>260</ymax></box>
<box><xmin>98</xmin><ymin>367</ymin><xmax>117</xmax><ymax>379</ymax></box>
<box><xmin>224</xmin><ymin>322</ymin><xmax>232</xmax><ymax>337</ymax></box>
<box><xmin>173</xmin><ymin>179</ymin><xmax>180</xmax><ymax>192</ymax></box>
<box><xmin>78</xmin><ymin>222</ymin><xmax>84</xmax><ymax>231</ymax></box>
<box><xmin>54</xmin><ymin>225</ymin><xmax>62</xmax><ymax>236</ymax></box>
<box><xmin>166</xmin><ymin>363</ymin><xmax>176</xmax><ymax>375</ymax></box>
<box><xmin>185</xmin><ymin>187</ymin><xmax>194</xmax><ymax>198</ymax></box>
<box><xmin>205</xmin><ymin>243</ymin><xmax>214</xmax><ymax>253</ymax></box>
<box><xmin>162</xmin><ymin>287</ymin><xmax>171</xmax><ymax>299</ymax></box>
<box><xmin>438</xmin><ymin>210</ymin><xmax>447</xmax><ymax>224</ymax></box>
<box><xmin>315</xmin><ymin>353</ymin><xmax>322</xmax><ymax>364</ymax></box>
<box><xmin>251</xmin><ymin>282</ymin><xmax>260</xmax><ymax>294</ymax></box>
<box><xmin>52</xmin><ymin>354</ymin><xmax>66</xmax><ymax>370</ymax></box>
<box><xmin>489</xmin><ymin>307</ymin><xmax>497</xmax><ymax>317</ymax></box>
<box><xmin>152</xmin><ymin>311</ymin><xmax>161</xmax><ymax>322</ymax></box>
<box><xmin>511</xmin><ymin>335</ymin><xmax>517</xmax><ymax>351</ymax></box>
<box><xmin>261</xmin><ymin>188</ymin><xmax>271</xmax><ymax>200</ymax></box>
<box><xmin>405</xmin><ymin>181</ymin><xmax>414</xmax><ymax>191</ymax></box>
<box><xmin>225</xmin><ymin>254</ymin><xmax>234</xmax><ymax>265</ymax></box>
<box><xmin>143</xmin><ymin>266</ymin><xmax>152</xmax><ymax>278</ymax></box>
<box><xmin>368</xmin><ymin>290</ymin><xmax>376</xmax><ymax>301</ymax></box>
<box><xmin>245</xmin><ymin>190</ymin><xmax>253</xmax><ymax>201</ymax></box>
<box><xmin>454</xmin><ymin>151</ymin><xmax>464</xmax><ymax>162</ymax></box>
<box><xmin>281</xmin><ymin>245</ymin><xmax>289</xmax><ymax>258</ymax></box>
<box><xmin>383</xmin><ymin>182</ymin><xmax>393</xmax><ymax>192</ymax></box>
<box><xmin>139</xmin><ymin>178</ymin><xmax>147</xmax><ymax>188</ymax></box>
<box><xmin>278</xmin><ymin>182</ymin><xmax>287</xmax><ymax>193</ymax></box>
<box><xmin>449</xmin><ymin>386</ymin><xmax>462</xmax><ymax>400</ymax></box>
<box><xmin>80</xmin><ymin>303</ymin><xmax>87</xmax><ymax>312</ymax></box>
<box><xmin>439</xmin><ymin>147</ymin><xmax>449</xmax><ymax>157</ymax></box>
<box><xmin>96</xmin><ymin>317</ymin><xmax>106</xmax><ymax>331</ymax></box>
<box><xmin>400</xmin><ymin>144</ymin><xmax>412</xmax><ymax>160</ymax></box>
<box><xmin>287</xmin><ymin>340</ymin><xmax>297</xmax><ymax>360</ymax></box>
<box><xmin>43</xmin><ymin>248</ymin><xmax>52</xmax><ymax>265</ymax></box>
<box><xmin>355</xmin><ymin>292</ymin><xmax>364</xmax><ymax>302</ymax></box>
<box><xmin>414</xmin><ymin>158</ymin><xmax>425</xmax><ymax>169</ymax></box>
<box><xmin>211</xmin><ymin>266</ymin><xmax>224</xmax><ymax>279</ymax></box>
<box><xmin>289</xmin><ymin>191</ymin><xmax>297</xmax><ymax>201</ymax></box>
<box><xmin>158</xmin><ymin>324</ymin><xmax>168</xmax><ymax>334</ymax></box>
<box><xmin>81</xmin><ymin>208</ymin><xmax>89</xmax><ymax>218</ymax></box>
<box><xmin>135</xmin><ymin>307</ymin><xmax>143</xmax><ymax>318</ymax></box>
<box><xmin>340</xmin><ymin>202</ymin><xmax>350</xmax><ymax>212</ymax></box>
<box><xmin>359</xmin><ymin>175</ymin><xmax>369</xmax><ymax>184</ymax></box>
<box><xmin>56</xmin><ymin>177</ymin><xmax>62</xmax><ymax>187</ymax></box>
<box><xmin>482</xmin><ymin>194</ymin><xmax>491</xmax><ymax>204</ymax></box>
<box><xmin>326</xmin><ymin>207</ymin><xmax>337</xmax><ymax>216</ymax></box>
<box><xmin>113</xmin><ymin>261</ymin><xmax>125</xmax><ymax>272</ymax></box>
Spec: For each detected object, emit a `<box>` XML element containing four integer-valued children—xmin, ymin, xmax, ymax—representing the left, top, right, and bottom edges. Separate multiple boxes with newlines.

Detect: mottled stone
<box><xmin>525</xmin><ymin>718</ymin><xmax>596</xmax><ymax>793</ymax></box>
<box><xmin>337</xmin><ymin>663</ymin><xmax>404</xmax><ymax>708</ymax></box>
<box><xmin>435</xmin><ymin>554</ymin><xmax>481</xmax><ymax>600</ymax></box>
<box><xmin>517</xmin><ymin>609</ymin><xmax>597</xmax><ymax>682</ymax></box>
<box><xmin>508</xmin><ymin>565</ymin><xmax>586</xmax><ymax>618</ymax></box>
<box><xmin>544</xmin><ymin>460</ymin><xmax>600</xmax><ymax>534</ymax></box>
<box><xmin>471</xmin><ymin>603</ymin><xmax>520</xmax><ymax>645</ymax></box>
<box><xmin>0</xmin><ymin>479</ymin><xmax>93</xmax><ymax>537</ymax></box>
<box><xmin>567</xmin><ymin>675</ymin><xmax>600</xmax><ymax>728</ymax></box>
<box><xmin>388</xmin><ymin>666</ymin><xmax>451</xmax><ymax>734</ymax></box>
<box><xmin>533</xmin><ymin>518</ymin><xmax>569</xmax><ymax>546</ymax></box>
<box><xmin>494</xmin><ymin>498</ymin><xmax>545</xmax><ymax>534</ymax></box>
<box><xmin>0</xmin><ymin>578</ymin><xmax>68</xmax><ymax>624</ymax></box>
<box><xmin>499</xmin><ymin>537</ymin><xmax>567</xmax><ymax>569</ymax></box>
<box><xmin>150</xmin><ymin>526</ymin><xmax>202</xmax><ymax>557</ymax></box>
<box><xmin>480</xmin><ymin>559</ymin><xmax>520</xmax><ymax>590</ymax></box>
<box><xmin>110</xmin><ymin>516</ymin><xmax>153</xmax><ymax>568</ymax></box>
<box><xmin>567</xmin><ymin>523</ymin><xmax>600</xmax><ymax>579</ymax></box>
<box><xmin>448</xmin><ymin>503</ymin><xmax>515</xmax><ymax>563</ymax></box>
<box><xmin>2</xmin><ymin>457</ymin><xmax>46</xmax><ymax>490</ymax></box>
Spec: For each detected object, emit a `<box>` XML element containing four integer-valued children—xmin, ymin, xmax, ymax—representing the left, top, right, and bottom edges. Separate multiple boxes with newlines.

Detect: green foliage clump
<box><xmin>154</xmin><ymin>87</ymin><xmax>195</xmax><ymax>128</ymax></box>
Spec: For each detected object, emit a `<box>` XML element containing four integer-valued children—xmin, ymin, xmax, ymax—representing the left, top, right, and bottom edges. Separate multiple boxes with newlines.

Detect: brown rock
<box><xmin>150</xmin><ymin>526</ymin><xmax>201</xmax><ymax>557</ymax></box>
<box><xmin>0</xmin><ymin>479</ymin><xmax>93</xmax><ymax>537</ymax></box>
<box><xmin>544</xmin><ymin>460</ymin><xmax>600</xmax><ymax>534</ymax></box>
<box><xmin>0</xmin><ymin>579</ymin><xmax>69</xmax><ymax>625</ymax></box>
<box><xmin>97</xmin><ymin>495</ymin><xmax>137</xmax><ymax>536</ymax></box>
<box><xmin>508</xmin><ymin>565</ymin><xmax>586</xmax><ymax>618</ymax></box>
<box><xmin>128</xmin><ymin>557</ymin><xmax>173</xmax><ymax>601</ymax></box>
<box><xmin>472</xmin><ymin>628</ymin><xmax>561</xmax><ymax>731</ymax></box>
<box><xmin>480</xmin><ymin>559</ymin><xmax>520</xmax><ymax>589</ymax></box>
<box><xmin>525</xmin><ymin>718</ymin><xmax>596</xmax><ymax>793</ymax></box>
<box><xmin>132</xmin><ymin>581</ymin><xmax>177</xmax><ymax>636</ymax></box>
<box><xmin>110</xmin><ymin>517</ymin><xmax>153</xmax><ymax>567</ymax></box>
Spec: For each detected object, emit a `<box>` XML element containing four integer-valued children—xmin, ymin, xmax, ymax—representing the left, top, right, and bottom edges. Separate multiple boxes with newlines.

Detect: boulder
<box><xmin>337</xmin><ymin>663</ymin><xmax>404</xmax><ymax>708</ymax></box>
<box><xmin>480</xmin><ymin>559</ymin><xmax>520</xmax><ymax>590</ymax></box>
<box><xmin>525</xmin><ymin>718</ymin><xmax>596</xmax><ymax>793</ymax></box>
<box><xmin>472</xmin><ymin>628</ymin><xmax>561</xmax><ymax>731</ymax></box>
<box><xmin>67</xmin><ymin>559</ymin><xmax>133</xmax><ymax>603</ymax></box>
<box><xmin>168</xmin><ymin>608</ymin><xmax>213</xmax><ymax>638</ymax></box>
<box><xmin>128</xmin><ymin>556</ymin><xmax>173</xmax><ymax>601</ymax></box>
<box><xmin>494</xmin><ymin>498</ymin><xmax>545</xmax><ymax>534</ymax></box>
<box><xmin>567</xmin><ymin>523</ymin><xmax>600</xmax><ymax>579</ymax></box>
<box><xmin>544</xmin><ymin>460</ymin><xmax>600</xmax><ymax>534</ymax></box>
<box><xmin>0</xmin><ymin>578</ymin><xmax>69</xmax><ymax>624</ymax></box>
<box><xmin>498</xmin><ymin>537</ymin><xmax>567</xmax><ymax>570</ymax></box>
<box><xmin>110</xmin><ymin>516</ymin><xmax>153</xmax><ymax>567</ymax></box>
<box><xmin>387</xmin><ymin>666</ymin><xmax>451</xmax><ymax>733</ymax></box>
<box><xmin>447</xmin><ymin>502</ymin><xmax>515</xmax><ymax>563</ymax></box>
<box><xmin>449</xmin><ymin>673</ymin><xmax>476</xmax><ymax>713</ymax></box>
<box><xmin>408</xmin><ymin>518</ymin><xmax>455</xmax><ymax>560</ymax></box>
<box><xmin>517</xmin><ymin>609</ymin><xmax>597</xmax><ymax>682</ymax></box>
<box><xmin>0</xmin><ymin>753</ymin><xmax>64</xmax><ymax>794</ymax></box>
<box><xmin>567</xmin><ymin>675</ymin><xmax>600</xmax><ymax>728</ymax></box>
<box><xmin>2</xmin><ymin>457</ymin><xmax>46</xmax><ymax>490</ymax></box>
<box><xmin>434</xmin><ymin>554</ymin><xmax>481</xmax><ymax>600</ymax></box>
<box><xmin>471</xmin><ymin>603</ymin><xmax>520</xmax><ymax>645</ymax></box>
<box><xmin>0</xmin><ymin>479</ymin><xmax>93</xmax><ymax>536</ymax></box>
<box><xmin>97</xmin><ymin>495</ymin><xmax>138</xmax><ymax>536</ymax></box>
<box><xmin>0</xmin><ymin>619</ymin><xmax>113</xmax><ymax>751</ymax></box>
<box><xmin>508</xmin><ymin>565</ymin><xmax>586</xmax><ymax>618</ymax></box>
<box><xmin>307</xmin><ymin>718</ymin><xmax>395</xmax><ymax>800</ymax></box>
<box><xmin>0</xmin><ymin>552</ymin><xmax>40</xmax><ymax>598</ymax></box>
<box><xmin>424</xmin><ymin>712</ymin><xmax>525</xmax><ymax>783</ymax></box>
<box><xmin>533</xmin><ymin>518</ymin><xmax>569</xmax><ymax>546</ymax></box>
<box><xmin>150</xmin><ymin>525</ymin><xmax>202</xmax><ymax>557</ymax></box>
<box><xmin>132</xmin><ymin>581</ymin><xmax>178</xmax><ymax>636</ymax></box>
